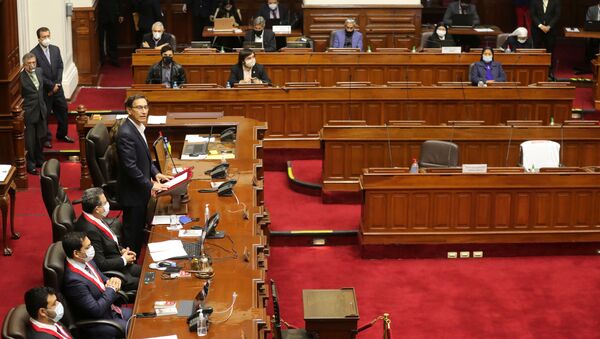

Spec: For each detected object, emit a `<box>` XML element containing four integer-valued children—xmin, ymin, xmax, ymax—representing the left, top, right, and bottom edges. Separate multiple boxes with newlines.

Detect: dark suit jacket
<box><xmin>256</xmin><ymin>3</ymin><xmax>290</xmax><ymax>26</ymax></box>
<box><xmin>586</xmin><ymin>5</ymin><xmax>600</xmax><ymax>21</ymax></box>
<box><xmin>116</xmin><ymin>119</ymin><xmax>159</xmax><ymax>207</ymax></box>
<box><xmin>443</xmin><ymin>2</ymin><xmax>481</xmax><ymax>26</ymax></box>
<box><xmin>63</xmin><ymin>260</ymin><xmax>119</xmax><ymax>321</ymax></box>
<box><xmin>20</xmin><ymin>69</ymin><xmax>48</xmax><ymax>126</ymax></box>
<box><xmin>133</xmin><ymin>0</ymin><xmax>163</xmax><ymax>33</ymax></box>
<box><xmin>502</xmin><ymin>36</ymin><xmax>534</xmax><ymax>50</ymax></box>
<box><xmin>145</xmin><ymin>61</ymin><xmax>187</xmax><ymax>85</ymax></box>
<box><xmin>530</xmin><ymin>0</ymin><xmax>561</xmax><ymax>32</ymax></box>
<box><xmin>30</xmin><ymin>44</ymin><xmax>64</xmax><ymax>91</ymax></box>
<box><xmin>244</xmin><ymin>29</ymin><xmax>276</xmax><ymax>52</ymax></box>
<box><xmin>425</xmin><ymin>34</ymin><xmax>457</xmax><ymax>48</ymax></box>
<box><xmin>98</xmin><ymin>0</ymin><xmax>124</xmax><ymax>23</ymax></box>
<box><xmin>26</xmin><ymin>322</ymin><xmax>72</xmax><ymax>339</ymax></box>
<box><xmin>470</xmin><ymin>61</ymin><xmax>506</xmax><ymax>85</ymax></box>
<box><xmin>227</xmin><ymin>63</ymin><xmax>271</xmax><ymax>85</ymax></box>
<box><xmin>186</xmin><ymin>0</ymin><xmax>216</xmax><ymax>18</ymax></box>
<box><xmin>74</xmin><ymin>215</ymin><xmax>125</xmax><ymax>272</ymax></box>
<box><xmin>141</xmin><ymin>32</ymin><xmax>175</xmax><ymax>49</ymax></box>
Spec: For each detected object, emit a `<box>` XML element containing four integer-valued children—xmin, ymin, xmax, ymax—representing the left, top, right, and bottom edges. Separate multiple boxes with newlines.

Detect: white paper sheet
<box><xmin>115</xmin><ymin>114</ymin><xmax>128</xmax><ymax>119</ymax></box>
<box><xmin>152</xmin><ymin>215</ymin><xmax>185</xmax><ymax>225</ymax></box>
<box><xmin>143</xmin><ymin>335</ymin><xmax>178</xmax><ymax>339</ymax></box>
<box><xmin>147</xmin><ymin>115</ymin><xmax>167</xmax><ymax>125</ymax></box>
<box><xmin>474</xmin><ymin>28</ymin><xmax>494</xmax><ymax>32</ymax></box>
<box><xmin>147</xmin><ymin>240</ymin><xmax>188</xmax><ymax>261</ymax></box>
<box><xmin>185</xmin><ymin>135</ymin><xmax>215</xmax><ymax>142</ymax></box>
<box><xmin>178</xmin><ymin>229</ymin><xmax>203</xmax><ymax>237</ymax></box>
<box><xmin>0</xmin><ymin>165</ymin><xmax>11</xmax><ymax>182</ymax></box>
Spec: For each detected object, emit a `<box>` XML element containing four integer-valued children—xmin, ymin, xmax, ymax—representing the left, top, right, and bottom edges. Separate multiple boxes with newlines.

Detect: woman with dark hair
<box><xmin>212</xmin><ymin>0</ymin><xmax>243</xmax><ymax>50</ymax></box>
<box><xmin>227</xmin><ymin>49</ymin><xmax>271</xmax><ymax>86</ymax></box>
<box><xmin>425</xmin><ymin>22</ymin><xmax>456</xmax><ymax>48</ymax></box>
<box><xmin>470</xmin><ymin>47</ymin><xmax>506</xmax><ymax>86</ymax></box>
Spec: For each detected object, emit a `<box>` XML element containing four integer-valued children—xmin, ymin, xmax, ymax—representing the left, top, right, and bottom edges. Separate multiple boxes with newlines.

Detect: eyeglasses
<box><xmin>132</xmin><ymin>105</ymin><xmax>149</xmax><ymax>111</ymax></box>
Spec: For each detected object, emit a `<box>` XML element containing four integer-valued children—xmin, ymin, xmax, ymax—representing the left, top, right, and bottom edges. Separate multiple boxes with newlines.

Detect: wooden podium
<box><xmin>303</xmin><ymin>288</ymin><xmax>359</xmax><ymax>339</ymax></box>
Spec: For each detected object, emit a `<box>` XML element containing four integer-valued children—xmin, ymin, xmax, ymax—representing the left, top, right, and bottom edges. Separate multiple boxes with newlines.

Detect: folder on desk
<box><xmin>156</xmin><ymin>167</ymin><xmax>193</xmax><ymax>197</ymax></box>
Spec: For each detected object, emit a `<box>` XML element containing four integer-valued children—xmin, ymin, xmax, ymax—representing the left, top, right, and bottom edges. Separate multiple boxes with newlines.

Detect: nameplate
<box><xmin>272</xmin><ymin>25</ymin><xmax>292</xmax><ymax>34</ymax></box>
<box><xmin>442</xmin><ymin>46</ymin><xmax>462</xmax><ymax>54</ymax></box>
<box><xmin>462</xmin><ymin>164</ymin><xmax>487</xmax><ymax>173</ymax></box>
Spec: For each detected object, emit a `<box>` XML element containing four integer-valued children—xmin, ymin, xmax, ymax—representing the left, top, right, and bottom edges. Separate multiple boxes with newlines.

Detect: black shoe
<box><xmin>44</xmin><ymin>141</ymin><xmax>52</xmax><ymax>148</ymax></box>
<box><xmin>27</xmin><ymin>168</ymin><xmax>39</xmax><ymax>175</ymax></box>
<box><xmin>58</xmin><ymin>136</ymin><xmax>75</xmax><ymax>143</ymax></box>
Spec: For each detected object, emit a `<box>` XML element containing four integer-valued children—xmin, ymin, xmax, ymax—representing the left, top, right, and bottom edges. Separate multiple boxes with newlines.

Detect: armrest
<box><xmin>74</xmin><ymin>319</ymin><xmax>126</xmax><ymax>337</ymax></box>
<box><xmin>116</xmin><ymin>290</ymin><xmax>130</xmax><ymax>305</ymax></box>
<box><xmin>102</xmin><ymin>270</ymin><xmax>126</xmax><ymax>280</ymax></box>
<box><xmin>72</xmin><ymin>199</ymin><xmax>82</xmax><ymax>204</ymax></box>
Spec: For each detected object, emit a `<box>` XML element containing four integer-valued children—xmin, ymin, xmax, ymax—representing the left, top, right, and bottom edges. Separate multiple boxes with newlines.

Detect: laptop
<box><xmin>213</xmin><ymin>17</ymin><xmax>235</xmax><ymax>31</ymax></box>
<box><xmin>451</xmin><ymin>14</ymin><xmax>474</xmax><ymax>27</ymax></box>
<box><xmin>584</xmin><ymin>20</ymin><xmax>600</xmax><ymax>32</ymax></box>
<box><xmin>191</xmin><ymin>41</ymin><xmax>212</xmax><ymax>48</ymax></box>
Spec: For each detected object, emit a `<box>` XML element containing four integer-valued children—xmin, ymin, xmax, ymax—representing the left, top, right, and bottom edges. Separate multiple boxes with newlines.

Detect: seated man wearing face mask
<box><xmin>426</xmin><ymin>22</ymin><xmax>456</xmax><ymax>48</ymax></box>
<box><xmin>141</xmin><ymin>21</ymin><xmax>176</xmax><ymax>49</ymax></box>
<box><xmin>24</xmin><ymin>286</ymin><xmax>73</xmax><ymax>339</ymax></box>
<box><xmin>62</xmin><ymin>232</ymin><xmax>132</xmax><ymax>338</ymax></box>
<box><xmin>244</xmin><ymin>16</ymin><xmax>277</xmax><ymax>52</ymax></box>
<box><xmin>331</xmin><ymin>18</ymin><xmax>363</xmax><ymax>51</ymax></box>
<box><xmin>145</xmin><ymin>44</ymin><xmax>187</xmax><ymax>86</ymax></box>
<box><xmin>502</xmin><ymin>27</ymin><xmax>534</xmax><ymax>50</ymax></box>
<box><xmin>74</xmin><ymin>187</ymin><xmax>140</xmax><ymax>292</ymax></box>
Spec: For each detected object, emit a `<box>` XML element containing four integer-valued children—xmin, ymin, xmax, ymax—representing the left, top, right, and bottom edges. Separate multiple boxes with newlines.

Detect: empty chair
<box><xmin>40</xmin><ymin>158</ymin><xmax>69</xmax><ymax>218</ymax></box>
<box><xmin>420</xmin><ymin>31</ymin><xmax>433</xmax><ymax>50</ymax></box>
<box><xmin>418</xmin><ymin>140</ymin><xmax>459</xmax><ymax>168</ymax></box>
<box><xmin>51</xmin><ymin>203</ymin><xmax>76</xmax><ymax>242</ymax></box>
<box><xmin>85</xmin><ymin>123</ymin><xmax>121</xmax><ymax>210</ymax></box>
<box><xmin>496</xmin><ymin>33</ymin><xmax>510</xmax><ymax>49</ymax></box>
<box><xmin>520</xmin><ymin>140</ymin><xmax>560</xmax><ymax>170</ymax></box>
<box><xmin>1</xmin><ymin>304</ymin><xmax>29</xmax><ymax>339</ymax></box>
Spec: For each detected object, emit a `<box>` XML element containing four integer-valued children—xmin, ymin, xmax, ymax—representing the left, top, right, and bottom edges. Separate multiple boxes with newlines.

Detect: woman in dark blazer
<box><xmin>425</xmin><ymin>22</ymin><xmax>456</xmax><ymax>48</ymax></box>
<box><xmin>470</xmin><ymin>47</ymin><xmax>506</xmax><ymax>86</ymax></box>
<box><xmin>227</xmin><ymin>49</ymin><xmax>271</xmax><ymax>86</ymax></box>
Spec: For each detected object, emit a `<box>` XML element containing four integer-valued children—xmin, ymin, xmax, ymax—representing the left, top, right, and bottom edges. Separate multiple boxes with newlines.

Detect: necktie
<box><xmin>271</xmin><ymin>9</ymin><xmax>277</xmax><ymax>19</ymax></box>
<box><xmin>44</xmin><ymin>48</ymin><xmax>51</xmax><ymax>65</ymax></box>
<box><xmin>28</xmin><ymin>72</ymin><xmax>39</xmax><ymax>90</ymax></box>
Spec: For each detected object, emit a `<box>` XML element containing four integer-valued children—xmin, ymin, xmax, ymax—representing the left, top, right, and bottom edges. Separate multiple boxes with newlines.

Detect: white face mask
<box><xmin>517</xmin><ymin>37</ymin><xmax>527</xmax><ymax>43</ymax></box>
<box><xmin>437</xmin><ymin>30</ymin><xmax>446</xmax><ymax>38</ymax></box>
<box><xmin>245</xmin><ymin>59</ymin><xmax>256</xmax><ymax>68</ymax></box>
<box><xmin>152</xmin><ymin>32</ymin><xmax>162</xmax><ymax>40</ymax></box>
<box><xmin>40</xmin><ymin>38</ymin><xmax>51</xmax><ymax>47</ymax></box>
<box><xmin>268</xmin><ymin>3</ymin><xmax>278</xmax><ymax>10</ymax></box>
<box><xmin>482</xmin><ymin>55</ymin><xmax>493</xmax><ymax>63</ymax></box>
<box><xmin>48</xmin><ymin>302</ymin><xmax>64</xmax><ymax>323</ymax></box>
<box><xmin>82</xmin><ymin>245</ymin><xmax>95</xmax><ymax>262</ymax></box>
<box><xmin>100</xmin><ymin>201</ymin><xmax>110</xmax><ymax>218</ymax></box>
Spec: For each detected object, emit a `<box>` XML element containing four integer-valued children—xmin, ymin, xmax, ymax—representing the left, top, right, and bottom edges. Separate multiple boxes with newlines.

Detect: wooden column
<box><xmin>11</xmin><ymin>105</ymin><xmax>26</xmax><ymax>189</ymax></box>
<box><xmin>72</xmin><ymin>4</ymin><xmax>100</xmax><ymax>85</ymax></box>
<box><xmin>76</xmin><ymin>105</ymin><xmax>92</xmax><ymax>189</ymax></box>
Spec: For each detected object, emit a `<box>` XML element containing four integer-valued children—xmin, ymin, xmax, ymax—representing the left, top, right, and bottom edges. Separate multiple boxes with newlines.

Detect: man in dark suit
<box><xmin>244</xmin><ymin>16</ymin><xmax>277</xmax><ymax>52</ymax></box>
<box><xmin>256</xmin><ymin>0</ymin><xmax>290</xmax><ymax>27</ymax></box>
<box><xmin>61</xmin><ymin>232</ymin><xmax>131</xmax><ymax>338</ymax></box>
<box><xmin>20</xmin><ymin>53</ymin><xmax>48</xmax><ymax>175</ymax></box>
<box><xmin>530</xmin><ymin>0</ymin><xmax>560</xmax><ymax>77</ymax></box>
<box><xmin>75</xmin><ymin>187</ymin><xmax>140</xmax><ymax>292</ymax></box>
<box><xmin>443</xmin><ymin>0</ymin><xmax>481</xmax><ymax>26</ymax></box>
<box><xmin>184</xmin><ymin>0</ymin><xmax>216</xmax><ymax>41</ymax></box>
<box><xmin>116</xmin><ymin>95</ymin><xmax>170</xmax><ymax>253</ymax></box>
<box><xmin>98</xmin><ymin>0</ymin><xmax>124</xmax><ymax>66</ymax></box>
<box><xmin>30</xmin><ymin>27</ymin><xmax>74</xmax><ymax>149</ymax></box>
<box><xmin>145</xmin><ymin>44</ymin><xmax>187</xmax><ymax>86</ymax></box>
<box><xmin>141</xmin><ymin>21</ymin><xmax>176</xmax><ymax>49</ymax></box>
<box><xmin>24</xmin><ymin>286</ymin><xmax>72</xmax><ymax>339</ymax></box>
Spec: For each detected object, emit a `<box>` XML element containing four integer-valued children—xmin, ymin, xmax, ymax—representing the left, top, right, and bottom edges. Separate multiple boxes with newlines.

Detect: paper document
<box><xmin>178</xmin><ymin>229</ymin><xmax>203</xmax><ymax>237</ymax></box>
<box><xmin>115</xmin><ymin>114</ymin><xmax>128</xmax><ymax>119</ymax></box>
<box><xmin>143</xmin><ymin>335</ymin><xmax>178</xmax><ymax>339</ymax></box>
<box><xmin>147</xmin><ymin>240</ymin><xmax>188</xmax><ymax>261</ymax></box>
<box><xmin>474</xmin><ymin>28</ymin><xmax>494</xmax><ymax>32</ymax></box>
<box><xmin>164</xmin><ymin>172</ymin><xmax>189</xmax><ymax>189</ymax></box>
<box><xmin>147</xmin><ymin>115</ymin><xmax>167</xmax><ymax>125</ymax></box>
<box><xmin>152</xmin><ymin>215</ymin><xmax>185</xmax><ymax>225</ymax></box>
<box><xmin>185</xmin><ymin>135</ymin><xmax>215</xmax><ymax>143</ymax></box>
<box><xmin>0</xmin><ymin>164</ymin><xmax>11</xmax><ymax>182</ymax></box>
<box><xmin>566</xmin><ymin>28</ymin><xmax>580</xmax><ymax>32</ymax></box>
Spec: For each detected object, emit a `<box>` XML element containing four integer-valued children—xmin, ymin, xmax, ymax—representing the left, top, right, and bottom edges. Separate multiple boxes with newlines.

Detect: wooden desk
<box><xmin>321</xmin><ymin>124</ymin><xmax>600</xmax><ymax>192</ymax></box>
<box><xmin>126</xmin><ymin>85</ymin><xmax>575</xmax><ymax>148</ymax></box>
<box><xmin>360</xmin><ymin>167</ymin><xmax>600</xmax><ymax>246</ymax></box>
<box><xmin>564</xmin><ymin>28</ymin><xmax>600</xmax><ymax>39</ymax></box>
<box><xmin>303</xmin><ymin>289</ymin><xmax>359</xmax><ymax>339</ymax></box>
<box><xmin>131</xmin><ymin>52</ymin><xmax>551</xmax><ymax>86</ymax></box>
<box><xmin>0</xmin><ymin>165</ymin><xmax>18</xmax><ymax>256</ymax></box>
<box><xmin>448</xmin><ymin>26</ymin><xmax>503</xmax><ymax>37</ymax></box>
<box><xmin>127</xmin><ymin>117</ymin><xmax>270</xmax><ymax>338</ymax></box>
<box><xmin>202</xmin><ymin>26</ymin><xmax>302</xmax><ymax>38</ymax></box>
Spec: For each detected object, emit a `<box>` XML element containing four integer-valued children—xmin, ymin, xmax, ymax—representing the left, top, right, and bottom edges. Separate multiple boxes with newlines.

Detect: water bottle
<box><xmin>411</xmin><ymin>45</ymin><xmax>417</xmax><ymax>53</ymax></box>
<box><xmin>409</xmin><ymin>158</ymin><xmax>419</xmax><ymax>173</ymax></box>
<box><xmin>477</xmin><ymin>80</ymin><xmax>485</xmax><ymax>87</ymax></box>
<box><xmin>367</xmin><ymin>45</ymin><xmax>372</xmax><ymax>53</ymax></box>
<box><xmin>172</xmin><ymin>81</ymin><xmax>179</xmax><ymax>89</ymax></box>
<box><xmin>505</xmin><ymin>45</ymin><xmax>511</xmax><ymax>53</ymax></box>
<box><xmin>225</xmin><ymin>81</ymin><xmax>231</xmax><ymax>88</ymax></box>
<box><xmin>220</xmin><ymin>46</ymin><xmax>225</xmax><ymax>53</ymax></box>
<box><xmin>204</xmin><ymin>204</ymin><xmax>210</xmax><ymax>224</ymax></box>
<box><xmin>196</xmin><ymin>312</ymin><xmax>208</xmax><ymax>336</ymax></box>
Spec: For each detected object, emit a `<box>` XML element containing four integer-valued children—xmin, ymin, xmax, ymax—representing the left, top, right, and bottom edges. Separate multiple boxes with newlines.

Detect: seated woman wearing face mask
<box><xmin>425</xmin><ymin>22</ymin><xmax>456</xmax><ymax>48</ymax></box>
<box><xmin>227</xmin><ymin>49</ymin><xmax>272</xmax><ymax>86</ymax></box>
<box><xmin>502</xmin><ymin>27</ymin><xmax>534</xmax><ymax>51</ymax></box>
<box><xmin>470</xmin><ymin>47</ymin><xmax>506</xmax><ymax>86</ymax></box>
<box><xmin>145</xmin><ymin>44</ymin><xmax>187</xmax><ymax>86</ymax></box>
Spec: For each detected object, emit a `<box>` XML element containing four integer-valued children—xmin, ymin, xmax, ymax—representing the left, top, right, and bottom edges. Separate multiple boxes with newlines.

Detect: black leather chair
<box><xmin>418</xmin><ymin>140</ymin><xmax>459</xmax><ymax>168</ymax></box>
<box><xmin>40</xmin><ymin>158</ymin><xmax>70</xmax><ymax>219</ymax></box>
<box><xmin>42</xmin><ymin>242</ymin><xmax>127</xmax><ymax>338</ymax></box>
<box><xmin>1</xmin><ymin>304</ymin><xmax>28</xmax><ymax>339</ymax></box>
<box><xmin>271</xmin><ymin>280</ymin><xmax>312</xmax><ymax>339</ymax></box>
<box><xmin>85</xmin><ymin>124</ymin><xmax>122</xmax><ymax>210</ymax></box>
<box><xmin>51</xmin><ymin>203</ymin><xmax>76</xmax><ymax>242</ymax></box>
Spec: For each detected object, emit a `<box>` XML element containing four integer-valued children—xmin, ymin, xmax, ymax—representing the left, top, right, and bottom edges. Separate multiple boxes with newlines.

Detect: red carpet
<box><xmin>269</xmin><ymin>245</ymin><xmax>600</xmax><ymax>339</ymax></box>
<box><xmin>573</xmin><ymin>88</ymin><xmax>594</xmax><ymax>110</ymax></box>
<box><xmin>289</xmin><ymin>160</ymin><xmax>322</xmax><ymax>185</ymax></box>
<box><xmin>45</xmin><ymin>123</ymin><xmax>79</xmax><ymax>151</ymax></box>
<box><xmin>68</xmin><ymin>88</ymin><xmax>126</xmax><ymax>111</ymax></box>
<box><xmin>98</xmin><ymin>57</ymin><xmax>133</xmax><ymax>87</ymax></box>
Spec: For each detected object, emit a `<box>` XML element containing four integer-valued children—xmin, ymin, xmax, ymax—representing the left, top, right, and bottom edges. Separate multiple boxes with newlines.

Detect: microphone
<box><xmin>159</xmin><ymin>131</ymin><xmax>179</xmax><ymax>174</ymax></box>
<box><xmin>385</xmin><ymin>122</ymin><xmax>394</xmax><ymax>167</ymax></box>
<box><xmin>504</xmin><ymin>122</ymin><xmax>513</xmax><ymax>167</ymax></box>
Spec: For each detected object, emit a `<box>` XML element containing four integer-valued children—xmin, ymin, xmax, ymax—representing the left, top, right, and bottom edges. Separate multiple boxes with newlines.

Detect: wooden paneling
<box><xmin>322</xmin><ymin>124</ymin><xmax>600</xmax><ymax>192</ymax></box>
<box><xmin>127</xmin><ymin>85</ymin><xmax>575</xmax><ymax>148</ymax></box>
<box><xmin>360</xmin><ymin>168</ymin><xmax>600</xmax><ymax>245</ymax></box>
<box><xmin>303</xmin><ymin>5</ymin><xmax>422</xmax><ymax>51</ymax></box>
<box><xmin>72</xmin><ymin>5</ymin><xmax>101</xmax><ymax>85</ymax></box>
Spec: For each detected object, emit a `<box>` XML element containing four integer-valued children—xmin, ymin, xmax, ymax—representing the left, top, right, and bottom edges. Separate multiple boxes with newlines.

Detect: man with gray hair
<box><xmin>244</xmin><ymin>16</ymin><xmax>276</xmax><ymax>52</ymax></box>
<box><xmin>141</xmin><ymin>21</ymin><xmax>176</xmax><ymax>49</ymax></box>
<box><xmin>20</xmin><ymin>53</ymin><xmax>47</xmax><ymax>175</ymax></box>
<box><xmin>74</xmin><ymin>187</ymin><xmax>141</xmax><ymax>291</ymax></box>
<box><xmin>331</xmin><ymin>18</ymin><xmax>363</xmax><ymax>51</ymax></box>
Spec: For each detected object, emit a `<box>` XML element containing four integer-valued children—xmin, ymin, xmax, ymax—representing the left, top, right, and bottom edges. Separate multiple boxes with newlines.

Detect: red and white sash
<box><xmin>83</xmin><ymin>213</ymin><xmax>119</xmax><ymax>244</ymax></box>
<box><xmin>30</xmin><ymin>321</ymin><xmax>71</xmax><ymax>339</ymax></box>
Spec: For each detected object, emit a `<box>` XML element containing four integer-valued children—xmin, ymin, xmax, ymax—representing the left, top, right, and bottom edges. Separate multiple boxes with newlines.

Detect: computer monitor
<box><xmin>191</xmin><ymin>41</ymin><xmax>212</xmax><ymax>48</ymax></box>
<box><xmin>451</xmin><ymin>14</ymin><xmax>474</xmax><ymax>27</ymax></box>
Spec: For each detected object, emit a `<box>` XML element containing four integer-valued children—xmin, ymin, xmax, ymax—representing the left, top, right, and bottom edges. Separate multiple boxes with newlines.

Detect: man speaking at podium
<box><xmin>116</xmin><ymin>94</ymin><xmax>171</xmax><ymax>254</ymax></box>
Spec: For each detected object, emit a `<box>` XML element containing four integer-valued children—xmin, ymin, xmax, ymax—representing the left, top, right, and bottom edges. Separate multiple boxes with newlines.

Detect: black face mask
<box><xmin>162</xmin><ymin>56</ymin><xmax>173</xmax><ymax>65</ymax></box>
<box><xmin>254</xmin><ymin>29</ymin><xmax>263</xmax><ymax>37</ymax></box>
<box><xmin>345</xmin><ymin>30</ymin><xmax>354</xmax><ymax>37</ymax></box>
